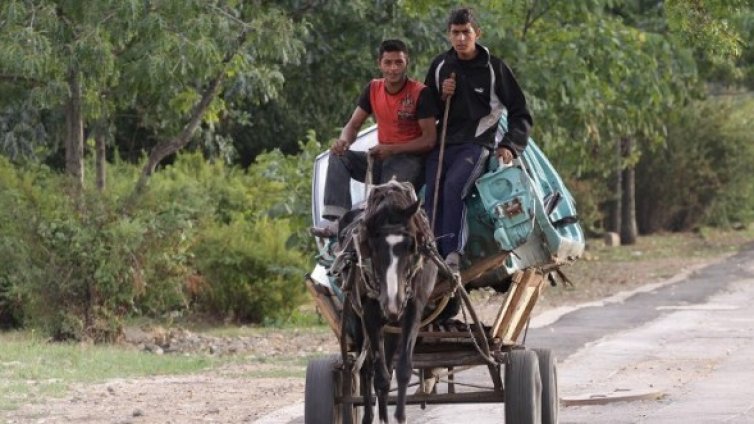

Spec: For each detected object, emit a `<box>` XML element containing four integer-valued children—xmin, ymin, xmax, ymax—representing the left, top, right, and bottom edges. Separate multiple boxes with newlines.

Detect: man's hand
<box><xmin>441</xmin><ymin>75</ymin><xmax>456</xmax><ymax>101</ymax></box>
<box><xmin>497</xmin><ymin>146</ymin><xmax>514</xmax><ymax>164</ymax></box>
<box><xmin>369</xmin><ymin>144</ymin><xmax>394</xmax><ymax>160</ymax></box>
<box><xmin>330</xmin><ymin>138</ymin><xmax>350</xmax><ymax>156</ymax></box>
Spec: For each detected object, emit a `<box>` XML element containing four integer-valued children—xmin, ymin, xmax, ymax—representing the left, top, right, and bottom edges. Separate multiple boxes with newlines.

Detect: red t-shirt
<box><xmin>357</xmin><ymin>79</ymin><xmax>437</xmax><ymax>145</ymax></box>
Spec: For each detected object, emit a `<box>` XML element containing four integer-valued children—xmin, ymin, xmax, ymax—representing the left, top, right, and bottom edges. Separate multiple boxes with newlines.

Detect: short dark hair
<box><xmin>447</xmin><ymin>7</ymin><xmax>480</xmax><ymax>32</ymax></box>
<box><xmin>378</xmin><ymin>39</ymin><xmax>409</xmax><ymax>59</ymax></box>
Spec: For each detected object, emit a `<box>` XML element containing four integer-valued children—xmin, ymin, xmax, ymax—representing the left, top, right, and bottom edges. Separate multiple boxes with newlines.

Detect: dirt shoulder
<box><xmin>3</xmin><ymin>231</ymin><xmax>752</xmax><ymax>423</ymax></box>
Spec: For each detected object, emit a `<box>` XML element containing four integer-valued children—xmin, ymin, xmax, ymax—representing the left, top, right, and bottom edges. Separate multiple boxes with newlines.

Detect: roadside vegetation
<box><xmin>1</xmin><ymin>1</ymin><xmax>754</xmax><ymax>343</ymax></box>
<box><xmin>0</xmin><ymin>330</ymin><xmax>224</xmax><ymax>411</ymax></box>
<box><xmin>1</xmin><ymin>227</ymin><xmax>752</xmax><ymax>414</ymax></box>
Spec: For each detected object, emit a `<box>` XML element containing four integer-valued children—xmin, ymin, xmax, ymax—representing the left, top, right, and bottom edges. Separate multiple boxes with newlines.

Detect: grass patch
<box><xmin>0</xmin><ymin>331</ymin><xmax>227</xmax><ymax>411</ymax></box>
<box><xmin>194</xmin><ymin>308</ymin><xmax>331</xmax><ymax>338</ymax></box>
<box><xmin>245</xmin><ymin>368</ymin><xmax>305</xmax><ymax>379</ymax></box>
<box><xmin>536</xmin><ymin>227</ymin><xmax>754</xmax><ymax>309</ymax></box>
<box><xmin>584</xmin><ymin>227</ymin><xmax>754</xmax><ymax>262</ymax></box>
<box><xmin>238</xmin><ymin>354</ymin><xmax>328</xmax><ymax>379</ymax></box>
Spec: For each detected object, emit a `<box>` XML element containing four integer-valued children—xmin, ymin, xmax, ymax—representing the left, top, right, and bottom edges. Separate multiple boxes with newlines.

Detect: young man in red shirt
<box><xmin>322</xmin><ymin>39</ymin><xmax>439</xmax><ymax>223</ymax></box>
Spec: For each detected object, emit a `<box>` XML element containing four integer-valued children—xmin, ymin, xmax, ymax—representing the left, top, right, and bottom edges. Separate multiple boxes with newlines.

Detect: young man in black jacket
<box><xmin>424</xmin><ymin>7</ymin><xmax>533</xmax><ymax>275</ymax></box>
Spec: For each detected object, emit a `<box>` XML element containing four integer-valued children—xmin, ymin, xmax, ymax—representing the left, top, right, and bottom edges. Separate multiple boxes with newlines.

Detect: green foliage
<box><xmin>0</xmin><ymin>101</ymin><xmax>52</xmax><ymax>161</ymax></box>
<box><xmin>636</xmin><ymin>96</ymin><xmax>754</xmax><ymax>231</ymax></box>
<box><xmin>0</xmin><ymin>0</ymin><xmax>306</xmax><ymax>173</ymax></box>
<box><xmin>248</xmin><ymin>131</ymin><xmax>322</xmax><ymax>250</ymax></box>
<box><xmin>228</xmin><ymin>0</ymin><xmax>443</xmax><ymax>161</ymax></box>
<box><xmin>0</xmin><ymin>157</ymin><xmax>35</xmax><ymax>327</ymax></box>
<box><xmin>193</xmin><ymin>216</ymin><xmax>308</xmax><ymax>323</ymax></box>
<box><xmin>565</xmin><ymin>177</ymin><xmax>610</xmax><ymax>236</ymax></box>
<box><xmin>130</xmin><ymin>149</ymin><xmax>318</xmax><ymax>323</ymax></box>
<box><xmin>0</xmin><ymin>139</ymin><xmax>320</xmax><ymax>337</ymax></box>
<box><xmin>0</xmin><ymin>330</ymin><xmax>222</xmax><ymax>411</ymax></box>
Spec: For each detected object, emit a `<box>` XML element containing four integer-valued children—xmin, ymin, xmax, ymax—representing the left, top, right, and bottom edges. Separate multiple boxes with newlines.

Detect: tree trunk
<box><xmin>95</xmin><ymin>131</ymin><xmax>106</xmax><ymax>192</ymax></box>
<box><xmin>608</xmin><ymin>138</ymin><xmax>622</xmax><ymax>233</ymax></box>
<box><xmin>133</xmin><ymin>29</ymin><xmax>249</xmax><ymax>195</ymax></box>
<box><xmin>135</xmin><ymin>71</ymin><xmax>225</xmax><ymax>192</ymax></box>
<box><xmin>620</xmin><ymin>137</ymin><xmax>638</xmax><ymax>245</ymax></box>
<box><xmin>65</xmin><ymin>69</ymin><xmax>84</xmax><ymax>187</ymax></box>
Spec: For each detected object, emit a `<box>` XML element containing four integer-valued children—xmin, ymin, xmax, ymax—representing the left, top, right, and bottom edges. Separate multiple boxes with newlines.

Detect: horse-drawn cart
<box><xmin>304</xmin><ymin>119</ymin><xmax>584</xmax><ymax>424</ymax></box>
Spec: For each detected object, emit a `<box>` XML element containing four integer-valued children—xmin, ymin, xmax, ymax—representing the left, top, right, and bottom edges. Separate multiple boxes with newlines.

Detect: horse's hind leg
<box><xmin>363</xmin><ymin>299</ymin><xmax>390</xmax><ymax>423</ymax></box>
<box><xmin>395</xmin><ymin>300</ymin><xmax>421</xmax><ymax>424</ymax></box>
<box><xmin>360</xmin><ymin>357</ymin><xmax>374</xmax><ymax>424</ymax></box>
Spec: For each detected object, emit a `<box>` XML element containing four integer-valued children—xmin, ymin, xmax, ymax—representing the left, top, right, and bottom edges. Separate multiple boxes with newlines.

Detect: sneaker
<box><xmin>445</xmin><ymin>252</ymin><xmax>462</xmax><ymax>283</ymax></box>
<box><xmin>310</xmin><ymin>219</ymin><xmax>338</xmax><ymax>238</ymax></box>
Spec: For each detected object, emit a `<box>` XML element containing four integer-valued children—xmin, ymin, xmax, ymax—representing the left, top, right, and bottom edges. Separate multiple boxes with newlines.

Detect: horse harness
<box><xmin>333</xmin><ymin>220</ymin><xmax>425</xmax><ymax>319</ymax></box>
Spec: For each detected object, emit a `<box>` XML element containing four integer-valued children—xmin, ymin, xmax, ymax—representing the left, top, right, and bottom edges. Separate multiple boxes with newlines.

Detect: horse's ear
<box><xmin>405</xmin><ymin>200</ymin><xmax>421</xmax><ymax>217</ymax></box>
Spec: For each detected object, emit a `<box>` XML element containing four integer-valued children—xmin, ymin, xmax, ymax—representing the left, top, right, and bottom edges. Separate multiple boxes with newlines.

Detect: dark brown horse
<box><xmin>340</xmin><ymin>180</ymin><xmax>438</xmax><ymax>424</ymax></box>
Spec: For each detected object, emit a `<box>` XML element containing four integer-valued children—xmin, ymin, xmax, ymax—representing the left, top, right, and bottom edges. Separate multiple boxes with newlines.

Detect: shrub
<box><xmin>0</xmin><ymin>159</ymin><xmax>30</xmax><ymax>328</ymax></box>
<box><xmin>193</xmin><ymin>216</ymin><xmax>308</xmax><ymax>323</ymax></box>
<box><xmin>0</xmin><ymin>140</ymin><xmax>322</xmax><ymax>337</ymax></box>
<box><xmin>636</xmin><ymin>97</ymin><xmax>754</xmax><ymax>231</ymax></box>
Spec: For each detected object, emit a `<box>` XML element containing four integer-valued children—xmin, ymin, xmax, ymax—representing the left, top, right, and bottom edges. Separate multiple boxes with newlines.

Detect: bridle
<box><xmin>349</xmin><ymin>222</ymin><xmax>424</xmax><ymax>317</ymax></box>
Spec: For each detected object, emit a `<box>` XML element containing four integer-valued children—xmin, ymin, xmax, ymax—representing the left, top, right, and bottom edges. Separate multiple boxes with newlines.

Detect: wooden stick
<box><xmin>431</xmin><ymin>73</ymin><xmax>455</xmax><ymax>231</ymax></box>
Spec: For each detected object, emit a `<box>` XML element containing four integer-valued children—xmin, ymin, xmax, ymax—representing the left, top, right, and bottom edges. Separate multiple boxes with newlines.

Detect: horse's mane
<box><xmin>364</xmin><ymin>180</ymin><xmax>416</xmax><ymax>216</ymax></box>
<box><xmin>363</xmin><ymin>180</ymin><xmax>433</xmax><ymax>243</ymax></box>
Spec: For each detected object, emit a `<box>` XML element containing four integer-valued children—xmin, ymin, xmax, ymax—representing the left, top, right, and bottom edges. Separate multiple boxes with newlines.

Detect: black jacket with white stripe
<box><xmin>424</xmin><ymin>45</ymin><xmax>532</xmax><ymax>154</ymax></box>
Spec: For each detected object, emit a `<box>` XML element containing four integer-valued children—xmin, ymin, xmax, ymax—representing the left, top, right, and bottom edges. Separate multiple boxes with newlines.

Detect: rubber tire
<box><xmin>304</xmin><ymin>355</ymin><xmax>359</xmax><ymax>424</ymax></box>
<box><xmin>505</xmin><ymin>349</ymin><xmax>542</xmax><ymax>424</ymax></box>
<box><xmin>305</xmin><ymin>355</ymin><xmax>337</xmax><ymax>424</ymax></box>
<box><xmin>533</xmin><ymin>348</ymin><xmax>559</xmax><ymax>424</ymax></box>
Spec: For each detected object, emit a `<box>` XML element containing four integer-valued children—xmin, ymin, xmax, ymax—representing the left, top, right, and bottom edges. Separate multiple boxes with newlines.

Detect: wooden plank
<box><xmin>461</xmin><ymin>252</ymin><xmax>511</xmax><ymax>286</ymax></box>
<box><xmin>416</xmin><ymin>330</ymin><xmax>485</xmax><ymax>339</ymax></box>
<box><xmin>490</xmin><ymin>278</ymin><xmax>518</xmax><ymax>337</ymax></box>
<box><xmin>503</xmin><ymin>271</ymin><xmax>545</xmax><ymax>343</ymax></box>
<box><xmin>510</xmin><ymin>284</ymin><xmax>543</xmax><ymax>342</ymax></box>
<box><xmin>412</xmin><ymin>350</ymin><xmax>494</xmax><ymax>368</ymax></box>
<box><xmin>430</xmin><ymin>252</ymin><xmax>510</xmax><ymax>302</ymax></box>
<box><xmin>492</xmin><ymin>269</ymin><xmax>535</xmax><ymax>340</ymax></box>
<box><xmin>561</xmin><ymin>389</ymin><xmax>664</xmax><ymax>406</ymax></box>
<box><xmin>342</xmin><ymin>390</ymin><xmax>504</xmax><ymax>406</ymax></box>
<box><xmin>305</xmin><ymin>277</ymin><xmax>342</xmax><ymax>339</ymax></box>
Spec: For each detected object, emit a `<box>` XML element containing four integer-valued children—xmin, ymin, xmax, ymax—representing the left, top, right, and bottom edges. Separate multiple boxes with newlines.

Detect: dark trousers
<box><xmin>323</xmin><ymin>150</ymin><xmax>424</xmax><ymax>220</ymax></box>
<box><xmin>424</xmin><ymin>143</ymin><xmax>489</xmax><ymax>258</ymax></box>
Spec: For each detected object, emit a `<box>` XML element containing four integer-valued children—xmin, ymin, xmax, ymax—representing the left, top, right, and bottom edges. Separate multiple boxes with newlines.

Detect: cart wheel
<box><xmin>504</xmin><ymin>349</ymin><xmax>542</xmax><ymax>424</ymax></box>
<box><xmin>533</xmin><ymin>348</ymin><xmax>559</xmax><ymax>424</ymax></box>
<box><xmin>304</xmin><ymin>355</ymin><xmax>359</xmax><ymax>424</ymax></box>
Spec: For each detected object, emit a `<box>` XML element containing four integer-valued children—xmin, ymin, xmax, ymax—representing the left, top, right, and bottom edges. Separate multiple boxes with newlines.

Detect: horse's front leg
<box><xmin>360</xmin><ymin>351</ymin><xmax>374</xmax><ymax>424</ymax></box>
<box><xmin>363</xmin><ymin>298</ymin><xmax>390</xmax><ymax>423</ymax></box>
<box><xmin>394</xmin><ymin>299</ymin><xmax>421</xmax><ymax>424</ymax></box>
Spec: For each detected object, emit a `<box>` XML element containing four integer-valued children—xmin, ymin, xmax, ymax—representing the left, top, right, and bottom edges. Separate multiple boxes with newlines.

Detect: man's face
<box><xmin>448</xmin><ymin>23</ymin><xmax>479</xmax><ymax>59</ymax></box>
<box><xmin>379</xmin><ymin>51</ymin><xmax>408</xmax><ymax>84</ymax></box>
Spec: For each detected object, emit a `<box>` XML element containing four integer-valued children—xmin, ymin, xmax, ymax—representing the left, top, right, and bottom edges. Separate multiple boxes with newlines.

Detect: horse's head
<box><xmin>362</xmin><ymin>181</ymin><xmax>425</xmax><ymax>322</ymax></box>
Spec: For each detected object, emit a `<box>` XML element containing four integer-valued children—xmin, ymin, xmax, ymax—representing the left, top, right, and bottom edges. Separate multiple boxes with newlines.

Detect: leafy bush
<box><xmin>0</xmin><ymin>133</ymin><xmax>324</xmax><ymax>337</ymax></box>
<box><xmin>193</xmin><ymin>216</ymin><xmax>308</xmax><ymax>323</ymax></box>
<box><xmin>636</xmin><ymin>97</ymin><xmax>754</xmax><ymax>231</ymax></box>
<box><xmin>0</xmin><ymin>157</ymin><xmax>35</xmax><ymax>328</ymax></box>
<box><xmin>564</xmin><ymin>177</ymin><xmax>608</xmax><ymax>237</ymax></box>
<box><xmin>248</xmin><ymin>132</ymin><xmax>322</xmax><ymax>251</ymax></box>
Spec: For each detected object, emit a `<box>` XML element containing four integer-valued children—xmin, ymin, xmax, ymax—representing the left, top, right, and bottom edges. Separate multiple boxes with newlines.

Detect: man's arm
<box><xmin>331</xmin><ymin>106</ymin><xmax>369</xmax><ymax>155</ymax></box>
<box><xmin>496</xmin><ymin>60</ymin><xmax>532</xmax><ymax>159</ymax></box>
<box><xmin>369</xmin><ymin>117</ymin><xmax>436</xmax><ymax>159</ymax></box>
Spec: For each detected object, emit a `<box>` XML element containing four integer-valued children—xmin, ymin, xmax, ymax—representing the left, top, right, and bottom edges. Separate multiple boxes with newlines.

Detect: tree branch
<box><xmin>522</xmin><ymin>0</ymin><xmax>558</xmax><ymax>41</ymax></box>
<box><xmin>0</xmin><ymin>74</ymin><xmax>43</xmax><ymax>86</ymax></box>
<box><xmin>133</xmin><ymin>29</ymin><xmax>249</xmax><ymax>193</ymax></box>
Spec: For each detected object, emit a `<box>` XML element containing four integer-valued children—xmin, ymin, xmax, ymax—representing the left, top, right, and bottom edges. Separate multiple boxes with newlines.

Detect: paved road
<box><xmin>257</xmin><ymin>244</ymin><xmax>754</xmax><ymax>423</ymax></box>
